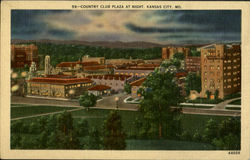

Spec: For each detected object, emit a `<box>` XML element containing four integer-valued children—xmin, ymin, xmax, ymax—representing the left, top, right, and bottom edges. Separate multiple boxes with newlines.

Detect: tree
<box><xmin>138</xmin><ymin>72</ymin><xmax>183</xmax><ymax>138</ymax></box>
<box><xmin>173</xmin><ymin>52</ymin><xmax>185</xmax><ymax>60</ymax></box>
<box><xmin>79</xmin><ymin>92</ymin><xmax>97</xmax><ymax>110</ymax></box>
<box><xmin>185</xmin><ymin>73</ymin><xmax>201</xmax><ymax>95</ymax></box>
<box><xmin>212</xmin><ymin>117</ymin><xmax>240</xmax><ymax>150</ymax></box>
<box><xmin>206</xmin><ymin>90</ymin><xmax>211</xmax><ymax>99</ymax></box>
<box><xmin>86</xmin><ymin>127</ymin><xmax>103</xmax><ymax>149</ymax></box>
<box><xmin>124</xmin><ymin>83</ymin><xmax>131</xmax><ymax>94</ymax></box>
<box><xmin>103</xmin><ymin>111</ymin><xmax>126</xmax><ymax>150</ymax></box>
<box><xmin>214</xmin><ymin>90</ymin><xmax>219</xmax><ymax>100</ymax></box>
<box><xmin>202</xmin><ymin>119</ymin><xmax>218</xmax><ymax>143</ymax></box>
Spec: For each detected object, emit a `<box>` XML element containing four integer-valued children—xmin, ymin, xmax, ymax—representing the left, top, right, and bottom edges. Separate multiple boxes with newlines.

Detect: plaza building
<box><xmin>11</xmin><ymin>44</ymin><xmax>39</xmax><ymax>68</ymax></box>
<box><xmin>162</xmin><ymin>47</ymin><xmax>190</xmax><ymax>60</ymax></box>
<box><xmin>86</xmin><ymin>74</ymin><xmax>131</xmax><ymax>92</ymax></box>
<box><xmin>114</xmin><ymin>68</ymin><xmax>155</xmax><ymax>77</ymax></box>
<box><xmin>130</xmin><ymin>77</ymin><xmax>146</xmax><ymax>98</ymax></box>
<box><xmin>26</xmin><ymin>77</ymin><xmax>93</xmax><ymax>99</ymax></box>
<box><xmin>200</xmin><ymin>44</ymin><xmax>241</xmax><ymax>99</ymax></box>
<box><xmin>185</xmin><ymin>56</ymin><xmax>201</xmax><ymax>73</ymax></box>
<box><xmin>88</xmin><ymin>85</ymin><xmax>111</xmax><ymax>96</ymax></box>
<box><xmin>82</xmin><ymin>55</ymin><xmax>105</xmax><ymax>65</ymax></box>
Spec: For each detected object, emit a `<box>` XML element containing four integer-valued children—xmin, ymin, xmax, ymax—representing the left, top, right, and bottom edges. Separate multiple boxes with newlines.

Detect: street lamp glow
<box><xmin>115</xmin><ymin>96</ymin><xmax>119</xmax><ymax>110</ymax></box>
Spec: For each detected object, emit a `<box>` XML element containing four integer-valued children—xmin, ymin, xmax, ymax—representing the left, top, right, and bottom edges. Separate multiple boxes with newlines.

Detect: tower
<box><xmin>45</xmin><ymin>55</ymin><xmax>51</xmax><ymax>76</ymax></box>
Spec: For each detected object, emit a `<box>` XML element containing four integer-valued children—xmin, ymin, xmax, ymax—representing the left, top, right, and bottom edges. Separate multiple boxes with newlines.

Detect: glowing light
<box><xmin>11</xmin><ymin>85</ymin><xmax>19</xmax><ymax>92</ymax></box>
<box><xmin>21</xmin><ymin>71</ymin><xmax>27</xmax><ymax>77</ymax></box>
<box><xmin>69</xmin><ymin>89</ymin><xmax>75</xmax><ymax>95</ymax></box>
<box><xmin>189</xmin><ymin>93</ymin><xmax>197</xmax><ymax>100</ymax></box>
<box><xmin>11</xmin><ymin>72</ymin><xmax>18</xmax><ymax>79</ymax></box>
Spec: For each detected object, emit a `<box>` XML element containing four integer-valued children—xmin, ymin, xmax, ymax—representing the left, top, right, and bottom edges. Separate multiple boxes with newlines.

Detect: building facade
<box><xmin>26</xmin><ymin>77</ymin><xmax>93</xmax><ymax>99</ymax></box>
<box><xmin>114</xmin><ymin>68</ymin><xmax>155</xmax><ymax>77</ymax></box>
<box><xmin>11</xmin><ymin>44</ymin><xmax>39</xmax><ymax>68</ymax></box>
<box><xmin>86</xmin><ymin>74</ymin><xmax>131</xmax><ymax>92</ymax></box>
<box><xmin>130</xmin><ymin>77</ymin><xmax>146</xmax><ymax>98</ymax></box>
<box><xmin>88</xmin><ymin>85</ymin><xmax>111</xmax><ymax>96</ymax></box>
<box><xmin>185</xmin><ymin>56</ymin><xmax>201</xmax><ymax>73</ymax></box>
<box><xmin>82</xmin><ymin>55</ymin><xmax>105</xmax><ymax>65</ymax></box>
<box><xmin>162</xmin><ymin>47</ymin><xmax>190</xmax><ymax>60</ymax></box>
<box><xmin>200</xmin><ymin>44</ymin><xmax>241</xmax><ymax>99</ymax></box>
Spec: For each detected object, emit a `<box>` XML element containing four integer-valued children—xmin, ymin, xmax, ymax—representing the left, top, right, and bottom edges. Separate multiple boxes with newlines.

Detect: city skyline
<box><xmin>12</xmin><ymin>10</ymin><xmax>241</xmax><ymax>45</ymax></box>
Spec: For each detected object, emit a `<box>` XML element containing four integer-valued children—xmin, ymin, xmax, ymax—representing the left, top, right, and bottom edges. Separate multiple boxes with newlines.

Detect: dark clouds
<box><xmin>11</xmin><ymin>10</ymin><xmax>241</xmax><ymax>44</ymax></box>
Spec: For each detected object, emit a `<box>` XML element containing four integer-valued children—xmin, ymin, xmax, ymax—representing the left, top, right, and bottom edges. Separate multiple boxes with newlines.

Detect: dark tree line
<box><xmin>11</xmin><ymin>110</ymin><xmax>126</xmax><ymax>150</ymax></box>
<box><xmin>21</xmin><ymin>42</ymin><xmax>162</xmax><ymax>67</ymax></box>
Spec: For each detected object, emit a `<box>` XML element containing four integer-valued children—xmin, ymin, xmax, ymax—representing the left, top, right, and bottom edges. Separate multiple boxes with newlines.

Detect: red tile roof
<box><xmin>130</xmin><ymin>78</ymin><xmax>146</xmax><ymax>86</ymax></box>
<box><xmin>56</xmin><ymin>62</ymin><xmax>77</xmax><ymax>67</ymax></box>
<box><xmin>175</xmin><ymin>72</ymin><xmax>187</xmax><ymax>78</ymax></box>
<box><xmin>115</xmin><ymin>68</ymin><xmax>155</xmax><ymax>71</ymax></box>
<box><xmin>82</xmin><ymin>61</ymin><xmax>99</xmax><ymax>66</ymax></box>
<box><xmin>86</xmin><ymin>74</ymin><xmax>131</xmax><ymax>81</ymax></box>
<box><xmin>88</xmin><ymin>85</ymin><xmax>111</xmax><ymax>91</ymax></box>
<box><xmin>27</xmin><ymin>77</ymin><xmax>92</xmax><ymax>85</ymax></box>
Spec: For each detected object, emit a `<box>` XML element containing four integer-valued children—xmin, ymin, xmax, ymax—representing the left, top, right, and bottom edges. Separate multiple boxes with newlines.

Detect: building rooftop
<box><xmin>88</xmin><ymin>85</ymin><xmax>111</xmax><ymax>91</ymax></box>
<box><xmin>130</xmin><ymin>77</ymin><xmax>146</xmax><ymax>86</ymax></box>
<box><xmin>56</xmin><ymin>62</ymin><xmax>77</xmax><ymax>67</ymax></box>
<box><xmin>115</xmin><ymin>67</ymin><xmax>155</xmax><ymax>71</ymax></box>
<box><xmin>86</xmin><ymin>74</ymin><xmax>131</xmax><ymax>81</ymax></box>
<box><xmin>27</xmin><ymin>77</ymin><xmax>92</xmax><ymax>85</ymax></box>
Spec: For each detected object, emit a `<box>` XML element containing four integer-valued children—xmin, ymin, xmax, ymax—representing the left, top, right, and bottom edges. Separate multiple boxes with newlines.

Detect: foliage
<box><xmin>185</xmin><ymin>73</ymin><xmax>201</xmax><ymax>95</ymax></box>
<box><xmin>223</xmin><ymin>93</ymin><xmax>241</xmax><ymax>100</ymax></box>
<box><xmin>138</xmin><ymin>72</ymin><xmax>183</xmax><ymax>138</ymax></box>
<box><xmin>206</xmin><ymin>90</ymin><xmax>211</xmax><ymax>99</ymax></box>
<box><xmin>20</xmin><ymin>42</ymin><xmax>162</xmax><ymax>67</ymax></box>
<box><xmin>189</xmin><ymin>50</ymin><xmax>201</xmax><ymax>57</ymax></box>
<box><xmin>86</xmin><ymin>127</ymin><xmax>103</xmax><ymax>149</ymax></box>
<box><xmin>173</xmin><ymin>52</ymin><xmax>185</xmax><ymax>60</ymax></box>
<box><xmin>203</xmin><ymin>117</ymin><xmax>240</xmax><ymax>150</ymax></box>
<box><xmin>214</xmin><ymin>90</ymin><xmax>219</xmax><ymax>100</ymax></box>
<box><xmin>79</xmin><ymin>92</ymin><xmax>97</xmax><ymax>110</ymax></box>
<box><xmin>124</xmin><ymin>83</ymin><xmax>132</xmax><ymax>94</ymax></box>
<box><xmin>186</xmin><ymin>98</ymin><xmax>223</xmax><ymax>104</ymax></box>
<box><xmin>103</xmin><ymin>111</ymin><xmax>126</xmax><ymax>150</ymax></box>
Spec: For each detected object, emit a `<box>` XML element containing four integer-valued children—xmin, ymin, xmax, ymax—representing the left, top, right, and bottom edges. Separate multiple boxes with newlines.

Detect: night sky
<box><xmin>11</xmin><ymin>10</ymin><xmax>241</xmax><ymax>44</ymax></box>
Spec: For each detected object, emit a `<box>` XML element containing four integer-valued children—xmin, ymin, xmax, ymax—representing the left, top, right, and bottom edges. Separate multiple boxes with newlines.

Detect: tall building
<box><xmin>200</xmin><ymin>44</ymin><xmax>241</xmax><ymax>99</ymax></box>
<box><xmin>44</xmin><ymin>55</ymin><xmax>51</xmax><ymax>76</ymax></box>
<box><xmin>11</xmin><ymin>44</ymin><xmax>39</xmax><ymax>68</ymax></box>
<box><xmin>162</xmin><ymin>47</ymin><xmax>190</xmax><ymax>60</ymax></box>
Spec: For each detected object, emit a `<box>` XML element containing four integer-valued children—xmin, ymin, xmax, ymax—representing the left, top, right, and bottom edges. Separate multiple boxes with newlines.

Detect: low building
<box><xmin>130</xmin><ymin>77</ymin><xmax>146</xmax><ymax>98</ymax></box>
<box><xmin>86</xmin><ymin>74</ymin><xmax>131</xmax><ymax>92</ymax></box>
<box><xmin>106</xmin><ymin>59</ymin><xmax>144</xmax><ymax>65</ymax></box>
<box><xmin>82</xmin><ymin>55</ymin><xmax>105</xmax><ymax>65</ymax></box>
<box><xmin>114</xmin><ymin>68</ymin><xmax>155</xmax><ymax>77</ymax></box>
<box><xmin>26</xmin><ymin>77</ymin><xmax>93</xmax><ymax>99</ymax></box>
<box><xmin>88</xmin><ymin>85</ymin><xmax>111</xmax><ymax>96</ymax></box>
<box><xmin>185</xmin><ymin>56</ymin><xmax>201</xmax><ymax>73</ymax></box>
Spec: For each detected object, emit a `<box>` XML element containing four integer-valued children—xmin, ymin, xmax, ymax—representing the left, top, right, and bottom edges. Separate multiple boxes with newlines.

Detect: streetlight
<box><xmin>115</xmin><ymin>96</ymin><xmax>119</xmax><ymax>110</ymax></box>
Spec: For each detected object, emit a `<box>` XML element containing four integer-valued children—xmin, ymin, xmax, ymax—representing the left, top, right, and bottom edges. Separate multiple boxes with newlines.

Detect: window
<box><xmin>228</xmin><ymin>79</ymin><xmax>231</xmax><ymax>82</ymax></box>
<box><xmin>218</xmin><ymin>79</ymin><xmax>220</xmax><ymax>82</ymax></box>
<box><xmin>205</xmin><ymin>78</ymin><xmax>207</xmax><ymax>82</ymax></box>
<box><xmin>227</xmin><ymin>85</ymin><xmax>231</xmax><ymax>88</ymax></box>
<box><xmin>217</xmin><ymin>65</ymin><xmax>220</xmax><ymax>69</ymax></box>
<box><xmin>227</xmin><ymin>66</ymin><xmax>231</xmax><ymax>69</ymax></box>
<box><xmin>205</xmin><ymin>85</ymin><xmax>207</xmax><ymax>88</ymax></box>
<box><xmin>204</xmin><ymin>72</ymin><xmax>207</xmax><ymax>75</ymax></box>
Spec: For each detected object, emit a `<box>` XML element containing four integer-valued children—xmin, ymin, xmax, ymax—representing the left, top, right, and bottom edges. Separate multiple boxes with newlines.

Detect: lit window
<box><xmin>217</xmin><ymin>65</ymin><xmax>220</xmax><ymax>69</ymax></box>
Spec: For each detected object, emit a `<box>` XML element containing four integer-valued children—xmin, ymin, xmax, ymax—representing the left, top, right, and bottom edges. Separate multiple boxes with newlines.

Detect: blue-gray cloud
<box><xmin>11</xmin><ymin>10</ymin><xmax>241</xmax><ymax>44</ymax></box>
